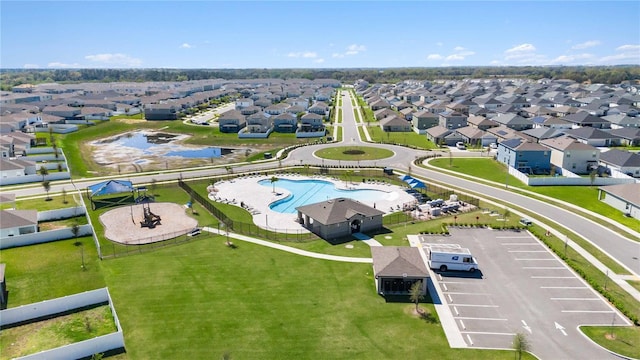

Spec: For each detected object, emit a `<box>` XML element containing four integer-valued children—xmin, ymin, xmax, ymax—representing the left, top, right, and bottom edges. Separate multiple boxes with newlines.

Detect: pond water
<box><xmin>97</xmin><ymin>131</ymin><xmax>230</xmax><ymax>159</ymax></box>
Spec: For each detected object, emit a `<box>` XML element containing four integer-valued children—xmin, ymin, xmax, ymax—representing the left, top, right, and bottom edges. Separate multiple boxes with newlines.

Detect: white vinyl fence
<box><xmin>0</xmin><ymin>288</ymin><xmax>125</xmax><ymax>360</ymax></box>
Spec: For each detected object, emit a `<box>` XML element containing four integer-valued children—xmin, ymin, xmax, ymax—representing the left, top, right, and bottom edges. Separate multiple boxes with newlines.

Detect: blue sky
<box><xmin>1</xmin><ymin>1</ymin><xmax>639</xmax><ymax>69</ymax></box>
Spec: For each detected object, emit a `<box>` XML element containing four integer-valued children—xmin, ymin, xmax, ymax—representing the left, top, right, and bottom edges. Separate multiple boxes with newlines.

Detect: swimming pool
<box><xmin>258</xmin><ymin>178</ymin><xmax>389</xmax><ymax>214</ymax></box>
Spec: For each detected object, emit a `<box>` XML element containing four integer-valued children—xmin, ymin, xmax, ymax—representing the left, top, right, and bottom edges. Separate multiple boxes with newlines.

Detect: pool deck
<box><xmin>209</xmin><ymin>174</ymin><xmax>417</xmax><ymax>232</ymax></box>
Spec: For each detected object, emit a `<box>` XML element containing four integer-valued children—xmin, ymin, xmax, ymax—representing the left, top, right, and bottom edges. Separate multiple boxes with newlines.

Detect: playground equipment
<box><xmin>140</xmin><ymin>203</ymin><xmax>162</xmax><ymax>229</ymax></box>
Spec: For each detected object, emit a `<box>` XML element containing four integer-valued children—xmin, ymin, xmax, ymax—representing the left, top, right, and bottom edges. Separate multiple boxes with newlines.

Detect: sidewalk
<box><xmin>201</xmin><ymin>227</ymin><xmax>372</xmax><ymax>263</ymax></box>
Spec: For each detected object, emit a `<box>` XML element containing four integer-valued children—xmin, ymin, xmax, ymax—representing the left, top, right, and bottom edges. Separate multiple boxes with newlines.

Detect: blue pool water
<box><xmin>258</xmin><ymin>178</ymin><xmax>388</xmax><ymax>214</ymax></box>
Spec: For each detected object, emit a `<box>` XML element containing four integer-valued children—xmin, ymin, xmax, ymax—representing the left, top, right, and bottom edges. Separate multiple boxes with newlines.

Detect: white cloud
<box><xmin>616</xmin><ymin>44</ymin><xmax>640</xmax><ymax>52</ymax></box>
<box><xmin>598</xmin><ymin>44</ymin><xmax>640</xmax><ymax>64</ymax></box>
<box><xmin>313</xmin><ymin>58</ymin><xmax>325</xmax><ymax>64</ymax></box>
<box><xmin>23</xmin><ymin>63</ymin><xmax>40</xmax><ymax>69</ymax></box>
<box><xmin>427</xmin><ymin>54</ymin><xmax>443</xmax><ymax>60</ymax></box>
<box><xmin>549</xmin><ymin>53</ymin><xmax>595</xmax><ymax>64</ymax></box>
<box><xmin>571</xmin><ymin>40</ymin><xmax>600</xmax><ymax>50</ymax></box>
<box><xmin>84</xmin><ymin>53</ymin><xmax>142</xmax><ymax>67</ymax></box>
<box><xmin>47</xmin><ymin>62</ymin><xmax>80</xmax><ymax>68</ymax></box>
<box><xmin>334</xmin><ymin>44</ymin><xmax>367</xmax><ymax>58</ymax></box>
<box><xmin>180</xmin><ymin>43</ymin><xmax>193</xmax><ymax>49</ymax></box>
<box><xmin>436</xmin><ymin>42</ymin><xmax>443</xmax><ymax>47</ymax></box>
<box><xmin>287</xmin><ymin>51</ymin><xmax>318</xmax><ymax>58</ymax></box>
<box><xmin>453</xmin><ymin>46</ymin><xmax>465</xmax><ymax>51</ymax></box>
<box><xmin>445</xmin><ymin>54</ymin><xmax>464</xmax><ymax>61</ymax></box>
<box><xmin>505</xmin><ymin>43</ymin><xmax>536</xmax><ymax>54</ymax></box>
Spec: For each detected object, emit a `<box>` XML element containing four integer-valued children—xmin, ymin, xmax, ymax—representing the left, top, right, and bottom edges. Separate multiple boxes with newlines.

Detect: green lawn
<box><xmin>428</xmin><ymin>157</ymin><xmax>640</xmax><ymax>238</ymax></box>
<box><xmin>580</xmin><ymin>326</ymin><xmax>640</xmax><ymax>359</ymax></box>
<box><xmin>101</xmin><ymin>236</ymin><xmax>531</xmax><ymax>360</ymax></box>
<box><xmin>0</xmin><ymin>306</ymin><xmax>117</xmax><ymax>360</ymax></box>
<box><xmin>367</xmin><ymin>126</ymin><xmax>438</xmax><ymax>149</ymax></box>
<box><xmin>314</xmin><ymin>146</ymin><xmax>394</xmax><ymax>161</ymax></box>
<box><xmin>2</xmin><ymin>237</ymin><xmax>105</xmax><ymax>307</ymax></box>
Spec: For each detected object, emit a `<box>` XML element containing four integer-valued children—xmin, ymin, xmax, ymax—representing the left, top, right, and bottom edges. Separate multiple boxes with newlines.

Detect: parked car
<box><xmin>456</xmin><ymin>142</ymin><xmax>466</xmax><ymax>150</ymax></box>
<box><xmin>519</xmin><ymin>218</ymin><xmax>532</xmax><ymax>226</ymax></box>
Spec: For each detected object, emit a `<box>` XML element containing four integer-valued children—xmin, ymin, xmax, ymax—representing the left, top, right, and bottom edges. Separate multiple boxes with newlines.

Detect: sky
<box><xmin>1</xmin><ymin>1</ymin><xmax>639</xmax><ymax>69</ymax></box>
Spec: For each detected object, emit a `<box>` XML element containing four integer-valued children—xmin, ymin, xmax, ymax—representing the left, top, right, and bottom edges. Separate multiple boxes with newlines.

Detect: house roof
<box><xmin>295</xmin><ymin>197</ymin><xmax>384</xmax><ymax>225</ymax></box>
<box><xmin>565</xmin><ymin>127</ymin><xmax>619</xmax><ymax>140</ymax></box>
<box><xmin>426</xmin><ymin>125</ymin><xmax>452</xmax><ymax>137</ymax></box>
<box><xmin>598</xmin><ymin>183</ymin><xmax>640</xmax><ymax>208</ymax></box>
<box><xmin>380</xmin><ymin>115</ymin><xmax>409</xmax><ymax>127</ymax></box>
<box><xmin>540</xmin><ymin>136</ymin><xmax>598</xmax><ymax>151</ymax></box>
<box><xmin>0</xmin><ymin>209</ymin><xmax>38</xmax><ymax>229</ymax></box>
<box><xmin>371</xmin><ymin>246</ymin><xmax>429</xmax><ymax>278</ymax></box>
<box><xmin>562</xmin><ymin>112</ymin><xmax>610</xmax><ymax>125</ymax></box>
<box><xmin>599</xmin><ymin>149</ymin><xmax>640</xmax><ymax>167</ymax></box>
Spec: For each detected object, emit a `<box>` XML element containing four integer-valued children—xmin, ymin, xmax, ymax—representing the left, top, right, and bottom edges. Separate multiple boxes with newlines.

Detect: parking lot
<box><xmin>412</xmin><ymin>228</ymin><xmax>631</xmax><ymax>359</ymax></box>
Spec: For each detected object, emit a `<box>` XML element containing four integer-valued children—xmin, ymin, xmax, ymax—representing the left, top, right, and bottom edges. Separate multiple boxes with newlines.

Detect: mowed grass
<box><xmin>1</xmin><ymin>237</ymin><xmax>104</xmax><ymax>307</ymax></box>
<box><xmin>428</xmin><ymin>157</ymin><xmax>640</xmax><ymax>238</ymax></box>
<box><xmin>367</xmin><ymin>126</ymin><xmax>438</xmax><ymax>149</ymax></box>
<box><xmin>314</xmin><ymin>146</ymin><xmax>394</xmax><ymax>161</ymax></box>
<box><xmin>580</xmin><ymin>326</ymin><xmax>640</xmax><ymax>359</ymax></box>
<box><xmin>102</xmin><ymin>237</ymin><xmax>527</xmax><ymax>360</ymax></box>
<box><xmin>0</xmin><ymin>306</ymin><xmax>117</xmax><ymax>360</ymax></box>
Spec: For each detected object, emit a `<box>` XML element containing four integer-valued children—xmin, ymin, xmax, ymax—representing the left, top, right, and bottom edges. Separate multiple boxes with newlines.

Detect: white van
<box><xmin>427</xmin><ymin>245</ymin><xmax>478</xmax><ymax>272</ymax></box>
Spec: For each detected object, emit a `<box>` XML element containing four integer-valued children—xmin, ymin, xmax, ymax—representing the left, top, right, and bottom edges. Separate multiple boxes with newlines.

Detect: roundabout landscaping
<box><xmin>314</xmin><ymin>146</ymin><xmax>394</xmax><ymax>161</ymax></box>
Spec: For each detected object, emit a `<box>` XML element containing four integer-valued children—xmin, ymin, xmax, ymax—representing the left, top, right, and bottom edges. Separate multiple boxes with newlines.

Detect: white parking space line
<box><xmin>459</xmin><ymin>319</ymin><xmax>466</xmax><ymax>329</ymax></box>
<box><xmin>562</xmin><ymin>310</ymin><xmax>616</xmax><ymax>313</ymax></box>
<box><xmin>451</xmin><ymin>304</ymin><xmax>499</xmax><ymax>308</ymax></box>
<box><xmin>466</xmin><ymin>334</ymin><xmax>474</xmax><ymax>346</ymax></box>
<box><xmin>523</xmin><ymin>266</ymin><xmax>566</xmax><ymax>269</ymax></box>
<box><xmin>440</xmin><ymin>281</ymin><xmax>480</xmax><ymax>284</ymax></box>
<box><xmin>531</xmin><ymin>276</ymin><xmax>575</xmax><ymax>279</ymax></box>
<box><xmin>508</xmin><ymin>250</ymin><xmax>548</xmax><ymax>253</ymax></box>
<box><xmin>551</xmin><ymin>298</ymin><xmax>601</xmax><ymax>301</ymax></box>
<box><xmin>501</xmin><ymin>243</ymin><xmax>540</xmax><ymax>245</ymax></box>
<box><xmin>447</xmin><ymin>292</ymin><xmax>489</xmax><ymax>295</ymax></box>
<box><xmin>442</xmin><ymin>283</ymin><xmax>448</xmax><ymax>291</ymax></box>
<box><xmin>455</xmin><ymin>317</ymin><xmax>508</xmax><ymax>321</ymax></box>
<box><xmin>496</xmin><ymin>236</ymin><xmax>532</xmax><ymax>239</ymax></box>
<box><xmin>515</xmin><ymin>258</ymin><xmax>557</xmax><ymax>261</ymax></box>
<box><xmin>453</xmin><ymin>306</ymin><xmax>459</xmax><ymax>315</ymax></box>
<box><xmin>461</xmin><ymin>331</ymin><xmax>516</xmax><ymax>336</ymax></box>
<box><xmin>447</xmin><ymin>294</ymin><xmax>453</xmax><ymax>302</ymax></box>
<box><xmin>541</xmin><ymin>286</ymin><xmax>588</xmax><ymax>289</ymax></box>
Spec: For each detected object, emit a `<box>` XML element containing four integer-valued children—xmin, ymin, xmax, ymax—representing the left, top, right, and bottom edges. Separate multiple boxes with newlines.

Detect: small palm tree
<box><xmin>409</xmin><ymin>281</ymin><xmax>424</xmax><ymax>313</ymax></box>
<box><xmin>270</xmin><ymin>176</ymin><xmax>279</xmax><ymax>193</ymax></box>
<box><xmin>42</xmin><ymin>180</ymin><xmax>51</xmax><ymax>200</ymax></box>
<box><xmin>513</xmin><ymin>332</ymin><xmax>530</xmax><ymax>360</ymax></box>
<box><xmin>39</xmin><ymin>165</ymin><xmax>49</xmax><ymax>181</ymax></box>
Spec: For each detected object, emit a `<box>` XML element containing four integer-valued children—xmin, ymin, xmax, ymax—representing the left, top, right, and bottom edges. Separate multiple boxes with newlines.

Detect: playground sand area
<box><xmin>99</xmin><ymin>202</ymin><xmax>198</xmax><ymax>245</ymax></box>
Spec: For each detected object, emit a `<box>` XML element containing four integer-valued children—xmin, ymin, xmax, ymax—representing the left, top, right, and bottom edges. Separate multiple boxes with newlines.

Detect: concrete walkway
<box><xmin>202</xmin><ymin>227</ymin><xmax>372</xmax><ymax>263</ymax></box>
<box><xmin>352</xmin><ymin>232</ymin><xmax>382</xmax><ymax>246</ymax></box>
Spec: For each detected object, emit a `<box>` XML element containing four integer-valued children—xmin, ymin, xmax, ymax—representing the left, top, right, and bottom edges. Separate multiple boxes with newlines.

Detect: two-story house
<box><xmin>540</xmin><ymin>136</ymin><xmax>600</xmax><ymax>174</ymax></box>
<box><xmin>497</xmin><ymin>138</ymin><xmax>551</xmax><ymax>174</ymax></box>
<box><xmin>438</xmin><ymin>111</ymin><xmax>468</xmax><ymax>129</ymax></box>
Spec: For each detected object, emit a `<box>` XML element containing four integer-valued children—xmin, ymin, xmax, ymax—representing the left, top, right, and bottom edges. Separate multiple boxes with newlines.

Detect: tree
<box><xmin>409</xmin><ymin>281</ymin><xmax>424</xmax><ymax>313</ymax></box>
<box><xmin>72</xmin><ymin>223</ymin><xmax>85</xmax><ymax>270</ymax></box>
<box><xmin>42</xmin><ymin>180</ymin><xmax>51</xmax><ymax>200</ymax></box>
<box><xmin>589</xmin><ymin>169</ymin><xmax>597</xmax><ymax>187</ymax></box>
<box><xmin>39</xmin><ymin>165</ymin><xmax>49</xmax><ymax>181</ymax></box>
<box><xmin>512</xmin><ymin>332</ymin><xmax>530</xmax><ymax>360</ymax></box>
<box><xmin>52</xmin><ymin>142</ymin><xmax>59</xmax><ymax>159</ymax></box>
<box><xmin>57</xmin><ymin>162</ymin><xmax>63</xmax><ymax>172</ymax></box>
<box><xmin>503</xmin><ymin>207</ymin><xmax>511</xmax><ymax>222</ymax></box>
<box><xmin>62</xmin><ymin>187</ymin><xmax>68</xmax><ymax>204</ymax></box>
<box><xmin>150</xmin><ymin>178</ymin><xmax>158</xmax><ymax>196</ymax></box>
<box><xmin>270</xmin><ymin>176</ymin><xmax>279</xmax><ymax>193</ymax></box>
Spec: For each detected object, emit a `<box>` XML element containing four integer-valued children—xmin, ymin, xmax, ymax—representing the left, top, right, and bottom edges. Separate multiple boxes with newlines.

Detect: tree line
<box><xmin>1</xmin><ymin>65</ymin><xmax>639</xmax><ymax>90</ymax></box>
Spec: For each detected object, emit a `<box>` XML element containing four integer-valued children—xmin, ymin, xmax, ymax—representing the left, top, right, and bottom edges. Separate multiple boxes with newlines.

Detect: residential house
<box><xmin>374</xmin><ymin>108</ymin><xmax>397</xmax><ymax>121</ymax></box>
<box><xmin>264</xmin><ymin>103</ymin><xmax>290</xmax><ymax>116</ymax></box>
<box><xmin>411</xmin><ymin>110</ymin><xmax>439</xmax><ymax>134</ymax></box>
<box><xmin>609</xmin><ymin>128</ymin><xmax>640</xmax><ymax>146</ymax></box>
<box><xmin>380</xmin><ymin>115</ymin><xmax>411</xmax><ymax>132</ymax></box>
<box><xmin>399</xmin><ymin>107</ymin><xmax>415</xmax><ymax>121</ymax></box>
<box><xmin>496</xmin><ymin>138</ymin><xmax>551</xmax><ymax>174</ymax></box>
<box><xmin>599</xmin><ymin>149</ymin><xmax>640</xmax><ymax>178</ymax></box>
<box><xmin>300</xmin><ymin>113</ymin><xmax>324</xmax><ymax>131</ymax></box>
<box><xmin>486</xmin><ymin>125</ymin><xmax>521</xmax><ymax>143</ymax></box>
<box><xmin>371</xmin><ymin>246</ymin><xmax>429</xmax><ymax>296</ymax></box>
<box><xmin>369</xmin><ymin>98</ymin><xmax>391</xmax><ymax>110</ymax></box>
<box><xmin>272</xmin><ymin>113</ymin><xmax>297</xmax><ymax>133</ymax></box>
<box><xmin>455</xmin><ymin>126</ymin><xmax>497</xmax><ymax>147</ymax></box>
<box><xmin>490</xmin><ymin>113</ymin><xmax>533</xmax><ymax>131</ymax></box>
<box><xmin>308</xmin><ymin>102</ymin><xmax>329</xmax><ymax>116</ymax></box>
<box><xmin>296</xmin><ymin>198</ymin><xmax>385</xmax><ymax>240</ymax></box>
<box><xmin>218</xmin><ymin>110</ymin><xmax>246</xmax><ymax>133</ymax></box>
<box><xmin>0</xmin><ymin>209</ymin><xmax>38</xmax><ymax>238</ymax></box>
<box><xmin>564</xmin><ymin>127</ymin><xmax>621</xmax><ymax>147</ymax></box>
<box><xmin>467</xmin><ymin>115</ymin><xmax>499</xmax><ymax>131</ymax></box>
<box><xmin>540</xmin><ymin>136</ymin><xmax>600</xmax><ymax>174</ymax></box>
<box><xmin>598</xmin><ymin>183</ymin><xmax>640</xmax><ymax>220</ymax></box>
<box><xmin>42</xmin><ymin>105</ymin><xmax>81</xmax><ymax>119</ymax></box>
<box><xmin>239</xmin><ymin>105</ymin><xmax>261</xmax><ymax>116</ymax></box>
<box><xmin>0</xmin><ymin>158</ymin><xmax>37</xmax><ymax>178</ymax></box>
<box><xmin>235</xmin><ymin>98</ymin><xmax>254</xmax><ymax>109</ymax></box>
<box><xmin>144</xmin><ymin>103</ymin><xmax>178</xmax><ymax>120</ymax></box>
<box><xmin>245</xmin><ymin>112</ymin><xmax>272</xmax><ymax>133</ymax></box>
<box><xmin>426</xmin><ymin>126</ymin><xmax>454</xmax><ymax>146</ymax></box>
<box><xmin>438</xmin><ymin>111</ymin><xmax>467</xmax><ymax>129</ymax></box>
<box><xmin>602</xmin><ymin>114</ymin><xmax>640</xmax><ymax>129</ymax></box>
<box><xmin>562</xmin><ymin>112</ymin><xmax>611</xmax><ymax>129</ymax></box>
<box><xmin>520</xmin><ymin>127</ymin><xmax>564</xmax><ymax>143</ymax></box>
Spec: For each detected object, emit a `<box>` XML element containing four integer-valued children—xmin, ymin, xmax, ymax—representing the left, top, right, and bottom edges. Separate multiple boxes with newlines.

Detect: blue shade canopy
<box><xmin>409</xmin><ymin>180</ymin><xmax>426</xmax><ymax>189</ymax></box>
<box><xmin>87</xmin><ymin>180</ymin><xmax>134</xmax><ymax>197</ymax></box>
<box><xmin>399</xmin><ymin>175</ymin><xmax>414</xmax><ymax>181</ymax></box>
